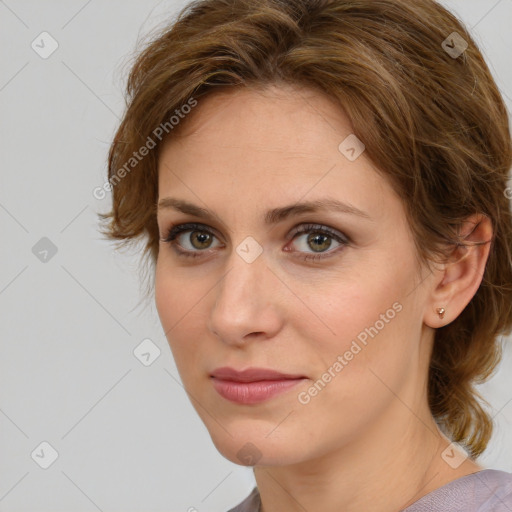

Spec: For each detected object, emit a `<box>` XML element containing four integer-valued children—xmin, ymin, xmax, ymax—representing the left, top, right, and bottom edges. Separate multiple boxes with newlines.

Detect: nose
<box><xmin>207</xmin><ymin>248</ymin><xmax>283</xmax><ymax>347</ymax></box>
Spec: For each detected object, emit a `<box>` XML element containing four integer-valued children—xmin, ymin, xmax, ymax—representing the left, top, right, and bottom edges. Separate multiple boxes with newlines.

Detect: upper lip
<box><xmin>210</xmin><ymin>366</ymin><xmax>306</xmax><ymax>382</ymax></box>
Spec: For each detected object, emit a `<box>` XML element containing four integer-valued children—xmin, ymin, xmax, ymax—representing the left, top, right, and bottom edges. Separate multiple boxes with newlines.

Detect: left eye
<box><xmin>160</xmin><ymin>222</ymin><xmax>350</xmax><ymax>261</ymax></box>
<box><xmin>291</xmin><ymin>227</ymin><xmax>342</xmax><ymax>256</ymax></box>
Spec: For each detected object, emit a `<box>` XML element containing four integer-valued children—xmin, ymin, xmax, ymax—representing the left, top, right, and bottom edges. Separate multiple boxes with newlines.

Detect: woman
<box><xmin>101</xmin><ymin>0</ymin><xmax>512</xmax><ymax>510</ymax></box>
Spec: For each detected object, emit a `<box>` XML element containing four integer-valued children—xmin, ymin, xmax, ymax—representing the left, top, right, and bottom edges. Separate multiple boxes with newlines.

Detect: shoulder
<box><xmin>403</xmin><ymin>469</ymin><xmax>512</xmax><ymax>512</ymax></box>
<box><xmin>226</xmin><ymin>486</ymin><xmax>260</xmax><ymax>512</ymax></box>
<box><xmin>225</xmin><ymin>471</ymin><xmax>512</xmax><ymax>512</ymax></box>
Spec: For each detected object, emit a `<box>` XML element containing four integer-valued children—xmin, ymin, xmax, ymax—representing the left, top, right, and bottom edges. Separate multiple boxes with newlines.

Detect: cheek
<box><xmin>299</xmin><ymin>261</ymin><xmax>414</xmax><ymax>383</ymax></box>
<box><xmin>155</xmin><ymin>257</ymin><xmax>199</xmax><ymax>325</ymax></box>
<box><xmin>291</xmin><ymin>281</ymin><xmax>414</xmax><ymax>441</ymax></box>
<box><xmin>154</xmin><ymin>263</ymin><xmax>204</xmax><ymax>365</ymax></box>
<box><xmin>154</xmin><ymin>264</ymin><xmax>175</xmax><ymax>330</ymax></box>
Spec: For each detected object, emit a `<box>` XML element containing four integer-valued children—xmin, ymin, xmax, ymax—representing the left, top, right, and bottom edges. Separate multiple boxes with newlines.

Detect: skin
<box><xmin>155</xmin><ymin>84</ymin><xmax>491</xmax><ymax>512</ymax></box>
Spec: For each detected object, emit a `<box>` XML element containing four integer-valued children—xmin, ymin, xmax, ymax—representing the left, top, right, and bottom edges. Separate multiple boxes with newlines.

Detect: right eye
<box><xmin>161</xmin><ymin>222</ymin><xmax>222</xmax><ymax>258</ymax></box>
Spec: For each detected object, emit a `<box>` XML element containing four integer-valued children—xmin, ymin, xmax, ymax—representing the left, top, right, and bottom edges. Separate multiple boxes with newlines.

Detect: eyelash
<box><xmin>160</xmin><ymin>222</ymin><xmax>350</xmax><ymax>262</ymax></box>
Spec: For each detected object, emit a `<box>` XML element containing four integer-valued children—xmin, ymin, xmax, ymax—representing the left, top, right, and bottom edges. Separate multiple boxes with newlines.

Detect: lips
<box><xmin>210</xmin><ymin>366</ymin><xmax>306</xmax><ymax>382</ymax></box>
<box><xmin>210</xmin><ymin>367</ymin><xmax>307</xmax><ymax>404</ymax></box>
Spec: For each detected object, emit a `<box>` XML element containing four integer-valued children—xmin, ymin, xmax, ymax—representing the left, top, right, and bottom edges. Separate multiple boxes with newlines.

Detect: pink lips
<box><xmin>210</xmin><ymin>366</ymin><xmax>307</xmax><ymax>404</ymax></box>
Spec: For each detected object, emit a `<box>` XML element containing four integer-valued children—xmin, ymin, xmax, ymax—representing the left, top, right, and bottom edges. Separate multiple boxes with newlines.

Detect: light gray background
<box><xmin>1</xmin><ymin>1</ymin><xmax>511</xmax><ymax>511</ymax></box>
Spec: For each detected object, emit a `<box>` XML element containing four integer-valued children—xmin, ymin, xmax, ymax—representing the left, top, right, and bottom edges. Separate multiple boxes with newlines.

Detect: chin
<box><xmin>207</xmin><ymin>422</ymin><xmax>304</xmax><ymax>467</ymax></box>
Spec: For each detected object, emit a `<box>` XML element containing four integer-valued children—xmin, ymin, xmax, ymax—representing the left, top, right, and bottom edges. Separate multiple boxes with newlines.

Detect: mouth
<box><xmin>210</xmin><ymin>366</ymin><xmax>308</xmax><ymax>404</ymax></box>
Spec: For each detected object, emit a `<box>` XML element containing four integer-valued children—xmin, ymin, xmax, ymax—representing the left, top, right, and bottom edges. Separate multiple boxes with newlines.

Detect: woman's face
<box><xmin>155</xmin><ymin>84</ymin><xmax>436</xmax><ymax>466</ymax></box>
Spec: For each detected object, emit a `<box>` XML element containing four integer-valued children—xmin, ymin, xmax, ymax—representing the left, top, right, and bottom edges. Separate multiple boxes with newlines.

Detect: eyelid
<box><xmin>160</xmin><ymin>221</ymin><xmax>349</xmax><ymax>241</ymax></box>
<box><xmin>162</xmin><ymin>222</ymin><xmax>346</xmax><ymax>242</ymax></box>
<box><xmin>160</xmin><ymin>221</ymin><xmax>350</xmax><ymax>261</ymax></box>
<box><xmin>160</xmin><ymin>222</ymin><xmax>221</xmax><ymax>243</ymax></box>
<box><xmin>288</xmin><ymin>223</ymin><xmax>350</xmax><ymax>243</ymax></box>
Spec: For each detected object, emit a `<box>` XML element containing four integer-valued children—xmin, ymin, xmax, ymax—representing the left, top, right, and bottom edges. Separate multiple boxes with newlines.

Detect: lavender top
<box><xmin>227</xmin><ymin>469</ymin><xmax>512</xmax><ymax>512</ymax></box>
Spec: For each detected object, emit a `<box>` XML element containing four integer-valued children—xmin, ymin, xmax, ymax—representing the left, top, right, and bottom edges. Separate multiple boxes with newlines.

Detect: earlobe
<box><xmin>435</xmin><ymin>307</ymin><xmax>446</xmax><ymax>319</ymax></box>
<box><xmin>424</xmin><ymin>213</ymin><xmax>493</xmax><ymax>328</ymax></box>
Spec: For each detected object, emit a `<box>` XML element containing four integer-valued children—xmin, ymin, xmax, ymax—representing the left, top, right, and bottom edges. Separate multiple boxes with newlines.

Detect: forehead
<box><xmin>165</xmin><ymin>83</ymin><xmax>354</xmax><ymax>155</ymax></box>
<box><xmin>156</xmin><ymin>84</ymin><xmax>399</xmax><ymax>227</ymax></box>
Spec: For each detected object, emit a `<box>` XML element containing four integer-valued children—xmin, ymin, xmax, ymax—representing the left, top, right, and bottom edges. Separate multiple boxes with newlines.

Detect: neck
<box><xmin>253</xmin><ymin>409</ymin><xmax>482</xmax><ymax>512</ymax></box>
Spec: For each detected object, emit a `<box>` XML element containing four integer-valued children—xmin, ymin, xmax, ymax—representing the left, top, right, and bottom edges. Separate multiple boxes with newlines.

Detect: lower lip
<box><xmin>211</xmin><ymin>378</ymin><xmax>306</xmax><ymax>404</ymax></box>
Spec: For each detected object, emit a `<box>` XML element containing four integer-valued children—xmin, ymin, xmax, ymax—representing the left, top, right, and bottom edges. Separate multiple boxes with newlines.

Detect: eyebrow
<box><xmin>157</xmin><ymin>197</ymin><xmax>372</xmax><ymax>225</ymax></box>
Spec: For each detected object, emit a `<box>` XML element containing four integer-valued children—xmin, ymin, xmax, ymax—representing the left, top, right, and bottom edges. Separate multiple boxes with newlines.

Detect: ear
<box><xmin>423</xmin><ymin>213</ymin><xmax>493</xmax><ymax>328</ymax></box>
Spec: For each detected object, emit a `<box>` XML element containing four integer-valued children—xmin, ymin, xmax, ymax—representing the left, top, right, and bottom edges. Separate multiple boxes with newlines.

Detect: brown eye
<box><xmin>289</xmin><ymin>224</ymin><xmax>349</xmax><ymax>262</ymax></box>
<box><xmin>162</xmin><ymin>223</ymin><xmax>221</xmax><ymax>258</ymax></box>
<box><xmin>161</xmin><ymin>222</ymin><xmax>349</xmax><ymax>262</ymax></box>
<box><xmin>187</xmin><ymin>230</ymin><xmax>214</xmax><ymax>250</ymax></box>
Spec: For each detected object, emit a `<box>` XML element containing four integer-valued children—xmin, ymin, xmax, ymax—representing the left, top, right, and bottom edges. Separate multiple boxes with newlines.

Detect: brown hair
<box><xmin>101</xmin><ymin>0</ymin><xmax>512</xmax><ymax>458</ymax></box>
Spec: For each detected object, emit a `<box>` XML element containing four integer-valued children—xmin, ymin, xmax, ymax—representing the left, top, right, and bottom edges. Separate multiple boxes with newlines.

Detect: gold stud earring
<box><xmin>436</xmin><ymin>307</ymin><xmax>446</xmax><ymax>319</ymax></box>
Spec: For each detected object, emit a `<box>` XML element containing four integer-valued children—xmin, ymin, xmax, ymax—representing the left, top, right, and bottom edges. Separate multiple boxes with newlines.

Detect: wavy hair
<box><xmin>101</xmin><ymin>0</ymin><xmax>512</xmax><ymax>458</ymax></box>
